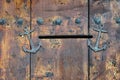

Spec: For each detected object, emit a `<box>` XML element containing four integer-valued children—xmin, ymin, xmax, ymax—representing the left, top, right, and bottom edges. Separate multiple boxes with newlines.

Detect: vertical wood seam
<box><xmin>30</xmin><ymin>0</ymin><xmax>32</xmax><ymax>80</ymax></box>
<box><xmin>88</xmin><ymin>0</ymin><xmax>90</xmax><ymax>80</ymax></box>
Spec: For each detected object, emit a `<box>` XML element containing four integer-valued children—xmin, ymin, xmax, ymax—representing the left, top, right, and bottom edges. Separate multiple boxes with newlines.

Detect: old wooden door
<box><xmin>0</xmin><ymin>0</ymin><xmax>120</xmax><ymax>80</ymax></box>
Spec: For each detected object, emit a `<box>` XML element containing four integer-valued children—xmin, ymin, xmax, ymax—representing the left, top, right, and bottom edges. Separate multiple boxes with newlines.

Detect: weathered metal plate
<box><xmin>0</xmin><ymin>0</ymin><xmax>30</xmax><ymax>80</ymax></box>
<box><xmin>31</xmin><ymin>0</ymin><xmax>88</xmax><ymax>80</ymax></box>
<box><xmin>31</xmin><ymin>0</ymin><xmax>88</xmax><ymax>35</ymax></box>
<box><xmin>90</xmin><ymin>0</ymin><xmax>120</xmax><ymax>80</ymax></box>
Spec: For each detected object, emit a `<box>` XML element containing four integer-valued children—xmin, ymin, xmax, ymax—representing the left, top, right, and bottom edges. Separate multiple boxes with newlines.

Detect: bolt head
<box><xmin>17</xmin><ymin>19</ymin><xmax>23</xmax><ymax>25</ymax></box>
<box><xmin>36</xmin><ymin>18</ymin><xmax>44</xmax><ymax>25</ymax></box>
<box><xmin>93</xmin><ymin>17</ymin><xmax>101</xmax><ymax>25</ymax></box>
<box><xmin>0</xmin><ymin>19</ymin><xmax>6</xmax><ymax>25</ymax></box>
<box><xmin>75</xmin><ymin>18</ymin><xmax>81</xmax><ymax>24</ymax></box>
<box><xmin>53</xmin><ymin>18</ymin><xmax>62</xmax><ymax>25</ymax></box>
<box><xmin>115</xmin><ymin>17</ymin><xmax>120</xmax><ymax>24</ymax></box>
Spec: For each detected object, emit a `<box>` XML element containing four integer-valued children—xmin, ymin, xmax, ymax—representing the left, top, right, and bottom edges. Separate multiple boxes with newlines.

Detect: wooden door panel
<box><xmin>31</xmin><ymin>39</ymin><xmax>88</xmax><ymax>80</ymax></box>
<box><xmin>31</xmin><ymin>0</ymin><xmax>88</xmax><ymax>35</ymax></box>
<box><xmin>0</xmin><ymin>0</ymin><xmax>30</xmax><ymax>80</ymax></box>
<box><xmin>90</xmin><ymin>1</ymin><xmax>120</xmax><ymax>80</ymax></box>
<box><xmin>31</xmin><ymin>0</ymin><xmax>88</xmax><ymax>80</ymax></box>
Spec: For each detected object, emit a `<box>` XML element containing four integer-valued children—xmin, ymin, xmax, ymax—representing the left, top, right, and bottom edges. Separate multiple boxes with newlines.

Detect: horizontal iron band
<box><xmin>38</xmin><ymin>35</ymin><xmax>93</xmax><ymax>39</ymax></box>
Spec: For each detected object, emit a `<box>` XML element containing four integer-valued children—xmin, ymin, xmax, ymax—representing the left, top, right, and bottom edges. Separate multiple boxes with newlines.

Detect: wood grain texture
<box><xmin>31</xmin><ymin>38</ymin><xmax>88</xmax><ymax>80</ymax></box>
<box><xmin>0</xmin><ymin>0</ymin><xmax>30</xmax><ymax>80</ymax></box>
<box><xmin>31</xmin><ymin>0</ymin><xmax>88</xmax><ymax>35</ymax></box>
<box><xmin>90</xmin><ymin>0</ymin><xmax>120</xmax><ymax>80</ymax></box>
<box><xmin>31</xmin><ymin>0</ymin><xmax>88</xmax><ymax>80</ymax></box>
<box><xmin>1</xmin><ymin>0</ymin><xmax>120</xmax><ymax>80</ymax></box>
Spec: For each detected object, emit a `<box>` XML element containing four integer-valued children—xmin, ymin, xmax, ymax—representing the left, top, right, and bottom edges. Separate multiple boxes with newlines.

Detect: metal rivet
<box><xmin>115</xmin><ymin>17</ymin><xmax>120</xmax><ymax>24</ymax></box>
<box><xmin>17</xmin><ymin>19</ymin><xmax>23</xmax><ymax>26</ymax></box>
<box><xmin>0</xmin><ymin>19</ymin><xmax>6</xmax><ymax>25</ymax></box>
<box><xmin>36</xmin><ymin>18</ymin><xmax>44</xmax><ymax>25</ymax></box>
<box><xmin>53</xmin><ymin>18</ymin><xmax>62</xmax><ymax>25</ymax></box>
<box><xmin>75</xmin><ymin>18</ymin><xmax>81</xmax><ymax>24</ymax></box>
<box><xmin>93</xmin><ymin>17</ymin><xmax>101</xmax><ymax>25</ymax></box>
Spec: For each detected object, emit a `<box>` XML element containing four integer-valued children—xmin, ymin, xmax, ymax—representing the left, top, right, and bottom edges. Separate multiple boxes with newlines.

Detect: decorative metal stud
<box><xmin>93</xmin><ymin>16</ymin><xmax>101</xmax><ymax>25</ymax></box>
<box><xmin>36</xmin><ymin>18</ymin><xmax>44</xmax><ymax>25</ymax></box>
<box><xmin>16</xmin><ymin>18</ymin><xmax>23</xmax><ymax>26</ymax></box>
<box><xmin>75</xmin><ymin>18</ymin><xmax>81</xmax><ymax>24</ymax></box>
<box><xmin>115</xmin><ymin>17</ymin><xmax>120</xmax><ymax>24</ymax></box>
<box><xmin>19</xmin><ymin>27</ymin><xmax>41</xmax><ymax>54</ymax></box>
<box><xmin>0</xmin><ymin>18</ymin><xmax>6</xmax><ymax>25</ymax></box>
<box><xmin>53</xmin><ymin>18</ymin><xmax>62</xmax><ymax>25</ymax></box>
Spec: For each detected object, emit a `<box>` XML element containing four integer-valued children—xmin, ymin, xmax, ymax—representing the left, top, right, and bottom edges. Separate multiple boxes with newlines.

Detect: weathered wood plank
<box><xmin>0</xmin><ymin>0</ymin><xmax>30</xmax><ymax>80</ymax></box>
<box><xmin>90</xmin><ymin>0</ymin><xmax>120</xmax><ymax>80</ymax></box>
<box><xmin>31</xmin><ymin>0</ymin><xmax>88</xmax><ymax>80</ymax></box>
<box><xmin>31</xmin><ymin>0</ymin><xmax>88</xmax><ymax>35</ymax></box>
<box><xmin>30</xmin><ymin>39</ymin><xmax>88</xmax><ymax>80</ymax></box>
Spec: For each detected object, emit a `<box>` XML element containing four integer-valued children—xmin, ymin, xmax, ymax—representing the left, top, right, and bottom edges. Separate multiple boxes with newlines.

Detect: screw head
<box><xmin>93</xmin><ymin>17</ymin><xmax>101</xmax><ymax>25</ymax></box>
<box><xmin>17</xmin><ymin>19</ymin><xmax>23</xmax><ymax>26</ymax></box>
<box><xmin>0</xmin><ymin>19</ymin><xmax>6</xmax><ymax>25</ymax></box>
<box><xmin>36</xmin><ymin>18</ymin><xmax>44</xmax><ymax>25</ymax></box>
<box><xmin>53</xmin><ymin>18</ymin><xmax>62</xmax><ymax>25</ymax></box>
<box><xmin>75</xmin><ymin>18</ymin><xmax>81</xmax><ymax>24</ymax></box>
<box><xmin>115</xmin><ymin>17</ymin><xmax>120</xmax><ymax>24</ymax></box>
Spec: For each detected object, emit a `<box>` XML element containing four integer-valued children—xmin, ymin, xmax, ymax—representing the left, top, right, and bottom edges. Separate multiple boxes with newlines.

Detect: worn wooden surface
<box><xmin>90</xmin><ymin>0</ymin><xmax>120</xmax><ymax>80</ymax></box>
<box><xmin>31</xmin><ymin>0</ymin><xmax>88</xmax><ymax>35</ymax></box>
<box><xmin>0</xmin><ymin>0</ymin><xmax>30</xmax><ymax>80</ymax></box>
<box><xmin>31</xmin><ymin>0</ymin><xmax>88</xmax><ymax>80</ymax></box>
<box><xmin>0</xmin><ymin>0</ymin><xmax>120</xmax><ymax>80</ymax></box>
